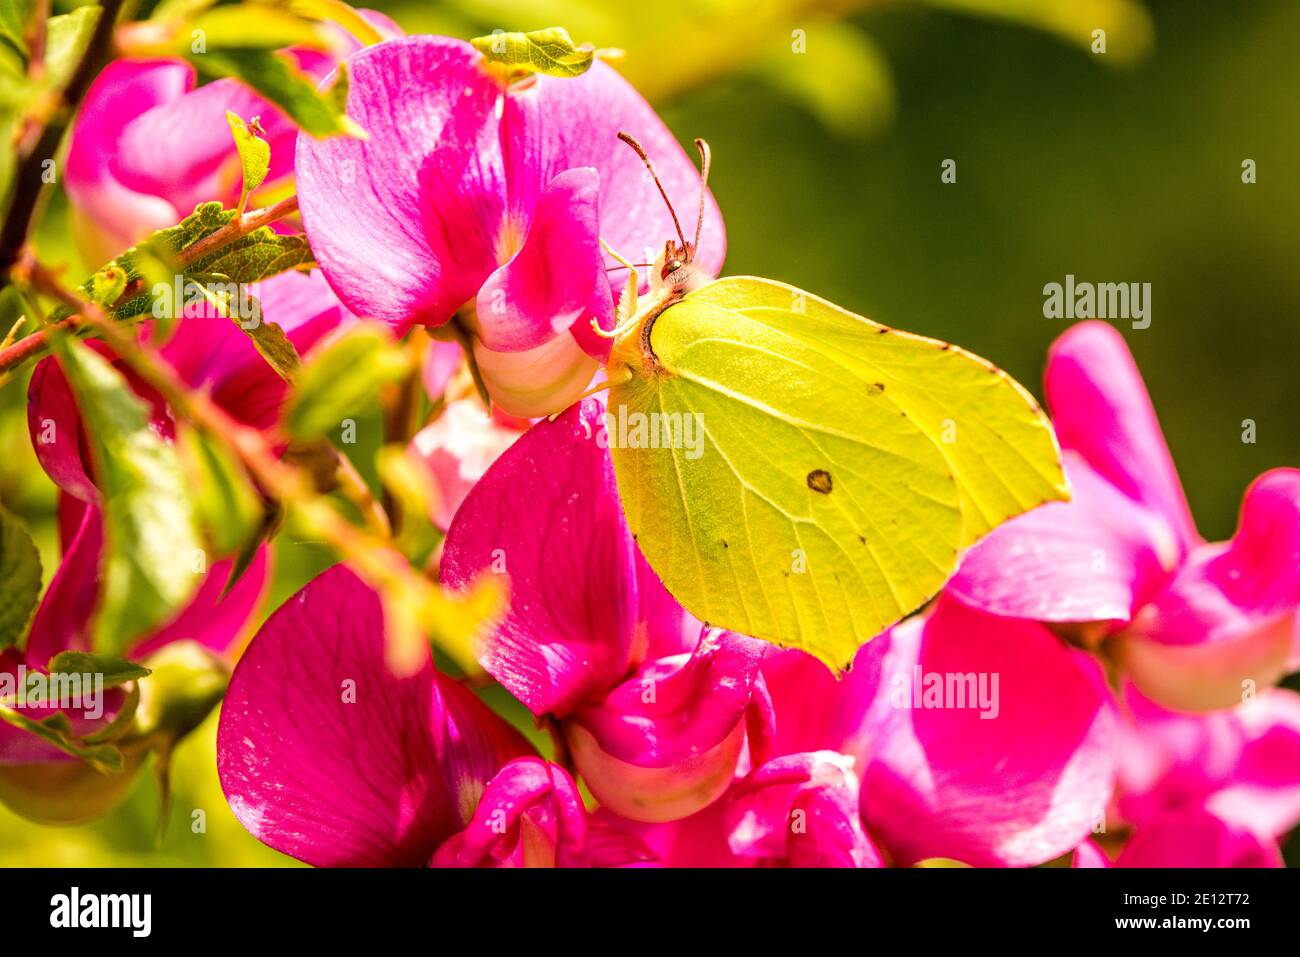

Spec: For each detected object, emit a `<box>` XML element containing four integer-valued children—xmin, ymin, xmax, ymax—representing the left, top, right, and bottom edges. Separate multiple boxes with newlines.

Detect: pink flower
<box><xmin>65</xmin><ymin>14</ymin><xmax>401</xmax><ymax>265</ymax></box>
<box><xmin>440</xmin><ymin>401</ymin><xmax>768</xmax><ymax>823</ymax></box>
<box><xmin>762</xmin><ymin>598</ymin><xmax>1118</xmax><ymax>867</ymax></box>
<box><xmin>948</xmin><ymin>321</ymin><xmax>1300</xmax><ymax>711</ymax></box>
<box><xmin>1109</xmin><ymin>680</ymin><xmax>1300</xmax><ymax>865</ymax></box>
<box><xmin>216</xmin><ymin>564</ymin><xmax>631</xmax><ymax>868</ymax></box>
<box><xmin>295</xmin><ymin>36</ymin><xmax>725</xmax><ymax>417</ymax></box>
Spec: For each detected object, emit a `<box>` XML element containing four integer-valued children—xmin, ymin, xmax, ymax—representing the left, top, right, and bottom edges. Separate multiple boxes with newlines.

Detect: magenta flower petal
<box><xmin>23</xmin><ymin>499</ymin><xmax>101</xmax><ymax>665</ymax></box>
<box><xmin>501</xmin><ymin>60</ymin><xmax>725</xmax><ymax>283</ymax></box>
<box><xmin>295</xmin><ymin>37</ymin><xmax>504</xmax><ymax>332</ymax></box>
<box><xmin>217</xmin><ymin>565</ymin><xmax>530</xmax><ymax>867</ymax></box>
<box><xmin>860</xmin><ymin>599</ymin><xmax>1117</xmax><ymax>867</ymax></box>
<box><xmin>27</xmin><ymin>351</ymin><xmax>100</xmax><ymax>503</ymax></box>
<box><xmin>566</xmin><ymin>628</ymin><xmax>769</xmax><ymax>823</ymax></box>
<box><xmin>431</xmin><ymin>757</ymin><xmax>587</xmax><ymax>868</ymax></box>
<box><xmin>1045</xmin><ymin>321</ymin><xmax>1199</xmax><ymax>551</ymax></box>
<box><xmin>761</xmin><ymin>640</ymin><xmax>888</xmax><ymax>760</ymax></box>
<box><xmin>162</xmin><ymin>270</ymin><xmax>351</xmax><ymax>430</ymax></box>
<box><xmin>441</xmin><ymin>401</ymin><xmax>638</xmax><ymax>717</ymax></box>
<box><xmin>132</xmin><ymin>547</ymin><xmax>269</xmax><ymax>658</ymax></box>
<box><xmin>1118</xmin><ymin>561</ymin><xmax>1295</xmax><ymax>712</ymax></box>
<box><xmin>726</xmin><ymin>751</ymin><xmax>882</xmax><ymax>868</ymax></box>
<box><xmin>111</xmin><ymin>76</ymin><xmax>297</xmax><ymax>216</ymax></box>
<box><xmin>948</xmin><ymin>454</ymin><xmax>1179</xmax><ymax>624</ymax></box>
<box><xmin>474</xmin><ymin>168</ymin><xmax>610</xmax><ymax>354</ymax></box>
<box><xmin>1118</xmin><ymin>683</ymin><xmax>1300</xmax><ymax>840</ymax></box>
<box><xmin>1116</xmin><ymin>808</ymin><xmax>1282</xmax><ymax>868</ymax></box>
<box><xmin>571</xmin><ymin>628</ymin><xmax>768</xmax><ymax>768</ymax></box>
<box><xmin>1117</xmin><ymin>473</ymin><xmax>1300</xmax><ymax>711</ymax></box>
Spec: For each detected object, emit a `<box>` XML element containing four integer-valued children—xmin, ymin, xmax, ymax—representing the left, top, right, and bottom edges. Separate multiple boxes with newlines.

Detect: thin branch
<box><xmin>0</xmin><ymin>196</ymin><xmax>301</xmax><ymax>376</ymax></box>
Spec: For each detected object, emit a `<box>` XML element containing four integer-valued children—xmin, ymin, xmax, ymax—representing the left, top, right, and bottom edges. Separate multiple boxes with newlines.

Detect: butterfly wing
<box><xmin>607</xmin><ymin>276</ymin><xmax>1068</xmax><ymax>671</ymax></box>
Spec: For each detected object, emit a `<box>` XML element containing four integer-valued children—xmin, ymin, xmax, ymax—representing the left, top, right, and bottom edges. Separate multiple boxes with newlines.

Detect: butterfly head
<box><xmin>617</xmin><ymin>131</ymin><xmax>713</xmax><ymax>296</ymax></box>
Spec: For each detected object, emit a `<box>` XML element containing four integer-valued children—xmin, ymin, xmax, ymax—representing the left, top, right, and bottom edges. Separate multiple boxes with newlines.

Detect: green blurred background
<box><xmin>1</xmin><ymin>0</ymin><xmax>1296</xmax><ymax>864</ymax></box>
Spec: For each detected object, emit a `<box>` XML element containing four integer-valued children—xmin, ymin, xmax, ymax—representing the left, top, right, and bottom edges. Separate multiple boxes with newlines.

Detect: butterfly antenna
<box><xmin>693</xmin><ymin>138</ymin><xmax>711</xmax><ymax>253</ymax></box>
<box><xmin>618</xmin><ymin>131</ymin><xmax>688</xmax><ymax>251</ymax></box>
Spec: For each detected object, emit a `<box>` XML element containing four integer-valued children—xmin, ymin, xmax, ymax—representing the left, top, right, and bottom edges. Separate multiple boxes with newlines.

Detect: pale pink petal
<box><xmin>410</xmin><ymin>399</ymin><xmax>524</xmax><ymax>530</ymax></box>
<box><xmin>1116</xmin><ymin>809</ymin><xmax>1282</xmax><ymax>867</ymax></box>
<box><xmin>431</xmin><ymin>757</ymin><xmax>586</xmax><ymax>868</ymax></box>
<box><xmin>1071</xmin><ymin>839</ymin><xmax>1111</xmax><ymax>867</ymax></box>
<box><xmin>726</xmin><ymin>751</ymin><xmax>882</xmax><ymax>868</ymax></box>
<box><xmin>1117</xmin><ymin>546</ymin><xmax>1295</xmax><ymax>712</ymax></box>
<box><xmin>441</xmin><ymin>401</ymin><xmax>638</xmax><ymax>716</ymax></box>
<box><xmin>422</xmin><ymin>340</ymin><xmax>464</xmax><ymax>402</ymax></box>
<box><xmin>216</xmin><ymin>564</ymin><xmax>530</xmax><ymax>866</ymax></box>
<box><xmin>471</xmin><ymin>332</ymin><xmax>601</xmax><ymax>419</ymax></box>
<box><xmin>1045</xmin><ymin>321</ymin><xmax>1199</xmax><ymax>551</ymax></box>
<box><xmin>948</xmin><ymin>454</ymin><xmax>1179</xmax><ymax>624</ymax></box>
<box><xmin>295</xmin><ymin>37</ymin><xmax>504</xmax><ymax>332</ymax></box>
<box><xmin>860</xmin><ymin>599</ymin><xmax>1117</xmax><ymax>867</ymax></box>
<box><xmin>474</xmin><ymin>168</ymin><xmax>611</xmax><ymax>355</ymax></box>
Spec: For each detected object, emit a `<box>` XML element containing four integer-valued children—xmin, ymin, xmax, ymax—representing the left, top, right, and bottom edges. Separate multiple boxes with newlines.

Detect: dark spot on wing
<box><xmin>807</xmin><ymin>469</ymin><xmax>833</xmax><ymax>494</ymax></box>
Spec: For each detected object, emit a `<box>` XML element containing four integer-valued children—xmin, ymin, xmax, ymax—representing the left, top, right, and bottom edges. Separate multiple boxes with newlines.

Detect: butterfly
<box><xmin>592</xmin><ymin>133</ymin><xmax>1068</xmax><ymax>672</ymax></box>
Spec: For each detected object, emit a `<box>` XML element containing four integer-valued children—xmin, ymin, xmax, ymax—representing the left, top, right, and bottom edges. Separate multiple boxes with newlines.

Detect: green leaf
<box><xmin>470</xmin><ymin>27</ymin><xmax>595</xmax><ymax>79</ymax></box>
<box><xmin>226</xmin><ymin>111</ymin><xmax>271</xmax><ymax>207</ymax></box>
<box><xmin>49</xmin><ymin>339</ymin><xmax>204</xmax><ymax>655</ymax></box>
<box><xmin>0</xmin><ymin>0</ymin><xmax>35</xmax><ymax>57</ymax></box>
<box><xmin>189</xmin><ymin>49</ymin><xmax>360</xmax><ymax>138</ymax></box>
<box><xmin>377</xmin><ymin>443</ymin><xmax>441</xmax><ymax>567</ymax></box>
<box><xmin>231</xmin><ymin>307</ymin><xmax>301</xmax><ymax>380</ymax></box>
<box><xmin>0</xmin><ymin>504</ymin><xmax>41</xmax><ymax>649</ymax></box>
<box><xmin>44</xmin><ymin>5</ymin><xmax>101</xmax><ymax>89</ymax></box>
<box><xmin>284</xmin><ymin>323</ymin><xmax>411</xmax><ymax>441</ymax></box>
<box><xmin>77</xmin><ymin>201</ymin><xmax>314</xmax><ymax>323</ymax></box>
<box><xmin>47</xmin><ymin>651</ymin><xmax>152</xmax><ymax>690</ymax></box>
<box><xmin>177</xmin><ymin>423</ymin><xmax>266</xmax><ymax>557</ymax></box>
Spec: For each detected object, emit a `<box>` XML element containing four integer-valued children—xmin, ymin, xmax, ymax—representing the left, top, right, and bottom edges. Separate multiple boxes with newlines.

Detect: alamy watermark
<box><xmin>1042</xmin><ymin>274</ymin><xmax>1150</xmax><ymax>329</ymax></box>
<box><xmin>151</xmin><ymin>276</ymin><xmax>261</xmax><ymax>327</ymax></box>
<box><xmin>592</xmin><ymin>404</ymin><xmax>705</xmax><ymax>461</ymax></box>
<box><xmin>889</xmin><ymin>666</ymin><xmax>1000</xmax><ymax>719</ymax></box>
<box><xmin>0</xmin><ymin>666</ymin><xmax>105</xmax><ymax>720</ymax></box>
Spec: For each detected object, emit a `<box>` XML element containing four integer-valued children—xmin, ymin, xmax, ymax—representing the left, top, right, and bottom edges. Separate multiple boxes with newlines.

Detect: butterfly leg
<box><xmin>594</xmin><ymin>238</ymin><xmax>642</xmax><ymax>340</ymax></box>
<box><xmin>546</xmin><ymin>366</ymin><xmax>634</xmax><ymax>421</ymax></box>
